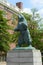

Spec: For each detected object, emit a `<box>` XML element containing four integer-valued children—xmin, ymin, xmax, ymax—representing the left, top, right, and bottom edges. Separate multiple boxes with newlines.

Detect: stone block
<box><xmin>7</xmin><ymin>48</ymin><xmax>42</xmax><ymax>65</ymax></box>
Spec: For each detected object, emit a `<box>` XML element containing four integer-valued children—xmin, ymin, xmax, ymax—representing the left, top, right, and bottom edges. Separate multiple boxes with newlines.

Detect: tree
<box><xmin>11</xmin><ymin>8</ymin><xmax>43</xmax><ymax>51</ymax></box>
<box><xmin>0</xmin><ymin>10</ymin><xmax>11</xmax><ymax>53</ymax></box>
<box><xmin>22</xmin><ymin>8</ymin><xmax>43</xmax><ymax>51</ymax></box>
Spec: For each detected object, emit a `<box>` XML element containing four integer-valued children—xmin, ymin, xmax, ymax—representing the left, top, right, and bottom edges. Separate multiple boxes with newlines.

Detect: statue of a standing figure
<box><xmin>14</xmin><ymin>14</ymin><xmax>32</xmax><ymax>47</ymax></box>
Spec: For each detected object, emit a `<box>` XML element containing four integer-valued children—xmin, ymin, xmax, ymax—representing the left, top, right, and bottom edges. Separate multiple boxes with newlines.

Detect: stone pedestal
<box><xmin>7</xmin><ymin>47</ymin><xmax>42</xmax><ymax>65</ymax></box>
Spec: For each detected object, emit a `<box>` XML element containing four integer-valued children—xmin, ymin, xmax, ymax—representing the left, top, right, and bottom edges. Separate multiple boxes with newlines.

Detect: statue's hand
<box><xmin>14</xmin><ymin>27</ymin><xmax>19</xmax><ymax>31</ymax></box>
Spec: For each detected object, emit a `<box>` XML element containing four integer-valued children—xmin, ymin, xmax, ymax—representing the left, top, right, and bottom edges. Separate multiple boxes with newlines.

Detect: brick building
<box><xmin>0</xmin><ymin>0</ymin><xmax>20</xmax><ymax>49</ymax></box>
<box><xmin>0</xmin><ymin>0</ymin><xmax>21</xmax><ymax>61</ymax></box>
<box><xmin>0</xmin><ymin>0</ymin><xmax>23</xmax><ymax>49</ymax></box>
<box><xmin>0</xmin><ymin>0</ymin><xmax>24</xmax><ymax>61</ymax></box>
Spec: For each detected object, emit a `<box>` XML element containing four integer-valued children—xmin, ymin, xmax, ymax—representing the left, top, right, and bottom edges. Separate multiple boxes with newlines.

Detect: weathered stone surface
<box><xmin>7</xmin><ymin>48</ymin><xmax>42</xmax><ymax>65</ymax></box>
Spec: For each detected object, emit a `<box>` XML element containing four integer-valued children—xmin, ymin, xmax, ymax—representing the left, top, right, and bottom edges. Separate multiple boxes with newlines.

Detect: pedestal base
<box><xmin>7</xmin><ymin>47</ymin><xmax>42</xmax><ymax>65</ymax></box>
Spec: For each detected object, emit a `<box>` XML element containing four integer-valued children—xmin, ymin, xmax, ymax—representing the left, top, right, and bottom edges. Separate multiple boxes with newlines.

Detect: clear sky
<box><xmin>7</xmin><ymin>0</ymin><xmax>43</xmax><ymax>17</ymax></box>
<box><xmin>7</xmin><ymin>0</ymin><xmax>43</xmax><ymax>27</ymax></box>
<box><xmin>8</xmin><ymin>0</ymin><xmax>43</xmax><ymax>9</ymax></box>
<box><xmin>8</xmin><ymin>0</ymin><xmax>33</xmax><ymax>8</ymax></box>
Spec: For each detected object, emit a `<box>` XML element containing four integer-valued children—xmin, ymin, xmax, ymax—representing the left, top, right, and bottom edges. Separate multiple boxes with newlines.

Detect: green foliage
<box><xmin>22</xmin><ymin>8</ymin><xmax>43</xmax><ymax>51</ymax></box>
<box><xmin>0</xmin><ymin>10</ymin><xmax>11</xmax><ymax>52</ymax></box>
<box><xmin>11</xmin><ymin>8</ymin><xmax>43</xmax><ymax>51</ymax></box>
<box><xmin>12</xmin><ymin>14</ymin><xmax>18</xmax><ymax>24</ymax></box>
<box><xmin>11</xmin><ymin>32</ymin><xmax>20</xmax><ymax>44</ymax></box>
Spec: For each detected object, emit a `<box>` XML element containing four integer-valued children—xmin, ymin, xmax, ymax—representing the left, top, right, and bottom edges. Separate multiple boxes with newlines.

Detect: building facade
<box><xmin>0</xmin><ymin>0</ymin><xmax>20</xmax><ymax>49</ymax></box>
<box><xmin>0</xmin><ymin>0</ymin><xmax>20</xmax><ymax>61</ymax></box>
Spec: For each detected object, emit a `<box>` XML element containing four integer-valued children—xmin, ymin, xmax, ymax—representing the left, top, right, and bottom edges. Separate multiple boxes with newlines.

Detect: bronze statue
<box><xmin>14</xmin><ymin>14</ymin><xmax>32</xmax><ymax>47</ymax></box>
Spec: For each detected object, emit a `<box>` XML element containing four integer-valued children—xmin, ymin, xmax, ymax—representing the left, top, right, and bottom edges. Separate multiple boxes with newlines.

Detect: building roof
<box><xmin>0</xmin><ymin>0</ymin><xmax>19</xmax><ymax>14</ymax></box>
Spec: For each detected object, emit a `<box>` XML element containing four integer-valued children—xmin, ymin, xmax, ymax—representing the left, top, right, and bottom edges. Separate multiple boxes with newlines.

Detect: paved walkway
<box><xmin>0</xmin><ymin>62</ymin><xmax>6</xmax><ymax>65</ymax></box>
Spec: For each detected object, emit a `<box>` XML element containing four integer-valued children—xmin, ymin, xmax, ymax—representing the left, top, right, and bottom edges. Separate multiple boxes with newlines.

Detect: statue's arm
<box><xmin>14</xmin><ymin>26</ymin><xmax>19</xmax><ymax>31</ymax></box>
